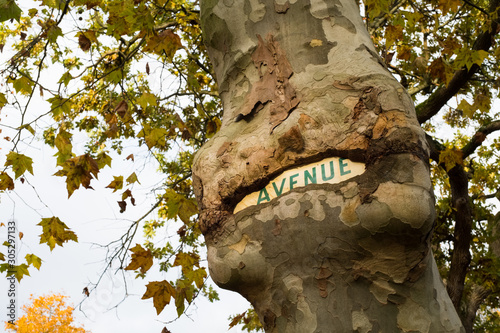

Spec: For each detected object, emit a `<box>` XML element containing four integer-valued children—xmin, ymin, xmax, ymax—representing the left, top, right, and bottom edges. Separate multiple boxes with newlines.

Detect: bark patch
<box><xmin>237</xmin><ymin>34</ymin><xmax>299</xmax><ymax>132</ymax></box>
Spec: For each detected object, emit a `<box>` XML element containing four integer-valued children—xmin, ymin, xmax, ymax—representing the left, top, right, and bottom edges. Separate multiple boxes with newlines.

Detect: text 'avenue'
<box><xmin>234</xmin><ymin>157</ymin><xmax>365</xmax><ymax>213</ymax></box>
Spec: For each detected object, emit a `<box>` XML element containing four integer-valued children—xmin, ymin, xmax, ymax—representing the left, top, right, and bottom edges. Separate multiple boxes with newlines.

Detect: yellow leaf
<box><xmin>37</xmin><ymin>217</ymin><xmax>78</xmax><ymax>251</ymax></box>
<box><xmin>439</xmin><ymin>148</ymin><xmax>463</xmax><ymax>171</ymax></box>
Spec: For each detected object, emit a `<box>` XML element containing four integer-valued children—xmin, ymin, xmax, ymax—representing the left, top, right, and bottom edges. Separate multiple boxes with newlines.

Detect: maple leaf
<box><xmin>54</xmin><ymin>154</ymin><xmax>99</xmax><ymax>197</ymax></box>
<box><xmin>25</xmin><ymin>253</ymin><xmax>42</xmax><ymax>270</ymax></box>
<box><xmin>142</xmin><ymin>280</ymin><xmax>177</xmax><ymax>315</ymax></box>
<box><xmin>0</xmin><ymin>0</ymin><xmax>22</xmax><ymax>23</ymax></box>
<box><xmin>37</xmin><ymin>216</ymin><xmax>78</xmax><ymax>251</ymax></box>
<box><xmin>0</xmin><ymin>171</ymin><xmax>15</xmax><ymax>191</ymax></box>
<box><xmin>0</xmin><ymin>92</ymin><xmax>7</xmax><ymax>109</ymax></box>
<box><xmin>54</xmin><ymin>129</ymin><xmax>73</xmax><ymax>165</ymax></box>
<box><xmin>3</xmin><ymin>263</ymin><xmax>30</xmax><ymax>282</ymax></box>
<box><xmin>125</xmin><ymin>244</ymin><xmax>153</xmax><ymax>274</ymax></box>
<box><xmin>5</xmin><ymin>151</ymin><xmax>34</xmax><ymax>179</ymax></box>
<box><xmin>439</xmin><ymin>148</ymin><xmax>464</xmax><ymax>171</ymax></box>
<box><xmin>173</xmin><ymin>252</ymin><xmax>200</xmax><ymax>274</ymax></box>
<box><xmin>106</xmin><ymin>175</ymin><xmax>123</xmax><ymax>192</ymax></box>
<box><xmin>126</xmin><ymin>172</ymin><xmax>140</xmax><ymax>185</ymax></box>
<box><xmin>144</xmin><ymin>30</ymin><xmax>182</xmax><ymax>58</ymax></box>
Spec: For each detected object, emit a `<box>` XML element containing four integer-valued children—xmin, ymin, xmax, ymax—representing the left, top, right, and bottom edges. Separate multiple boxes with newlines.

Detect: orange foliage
<box><xmin>5</xmin><ymin>293</ymin><xmax>89</xmax><ymax>333</ymax></box>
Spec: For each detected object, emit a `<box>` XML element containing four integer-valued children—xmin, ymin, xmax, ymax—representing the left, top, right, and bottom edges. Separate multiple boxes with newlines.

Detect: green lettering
<box><xmin>257</xmin><ymin>188</ymin><xmax>271</xmax><ymax>204</ymax></box>
<box><xmin>321</xmin><ymin>161</ymin><xmax>335</xmax><ymax>181</ymax></box>
<box><xmin>290</xmin><ymin>173</ymin><xmax>299</xmax><ymax>189</ymax></box>
<box><xmin>272</xmin><ymin>178</ymin><xmax>287</xmax><ymax>197</ymax></box>
<box><xmin>339</xmin><ymin>158</ymin><xmax>351</xmax><ymax>176</ymax></box>
<box><xmin>304</xmin><ymin>167</ymin><xmax>317</xmax><ymax>185</ymax></box>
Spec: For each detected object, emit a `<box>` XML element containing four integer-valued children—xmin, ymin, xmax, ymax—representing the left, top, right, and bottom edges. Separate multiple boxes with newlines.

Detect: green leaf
<box><xmin>25</xmin><ymin>254</ymin><xmax>42</xmax><ymax>270</ymax></box>
<box><xmin>58</xmin><ymin>71</ymin><xmax>73</xmax><ymax>87</ymax></box>
<box><xmin>0</xmin><ymin>252</ymin><xmax>4</xmax><ymax>261</ymax></box>
<box><xmin>5</xmin><ymin>151</ymin><xmax>34</xmax><ymax>179</ymax></box>
<box><xmin>47</xmin><ymin>96</ymin><xmax>72</xmax><ymax>120</ymax></box>
<box><xmin>137</xmin><ymin>92</ymin><xmax>157</xmax><ymax>109</ymax></box>
<box><xmin>12</xmin><ymin>76</ymin><xmax>33</xmax><ymax>95</ymax></box>
<box><xmin>37</xmin><ymin>216</ymin><xmax>78</xmax><ymax>251</ymax></box>
<box><xmin>454</xmin><ymin>49</ymin><xmax>489</xmax><ymax>71</ymax></box>
<box><xmin>142</xmin><ymin>280</ymin><xmax>177</xmax><ymax>315</ymax></box>
<box><xmin>0</xmin><ymin>0</ymin><xmax>22</xmax><ymax>23</ymax></box>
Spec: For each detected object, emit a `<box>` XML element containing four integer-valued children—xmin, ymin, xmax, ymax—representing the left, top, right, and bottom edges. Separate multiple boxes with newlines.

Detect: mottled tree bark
<box><xmin>192</xmin><ymin>0</ymin><xmax>464</xmax><ymax>331</ymax></box>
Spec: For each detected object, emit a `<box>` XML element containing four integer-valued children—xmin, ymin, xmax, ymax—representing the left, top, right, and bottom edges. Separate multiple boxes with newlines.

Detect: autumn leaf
<box><xmin>0</xmin><ymin>171</ymin><xmax>15</xmax><ymax>191</ymax></box>
<box><xmin>37</xmin><ymin>216</ymin><xmax>78</xmax><ymax>251</ymax></box>
<box><xmin>12</xmin><ymin>76</ymin><xmax>33</xmax><ymax>95</ymax></box>
<box><xmin>439</xmin><ymin>148</ymin><xmax>464</xmax><ymax>171</ymax></box>
<box><xmin>96</xmin><ymin>151</ymin><xmax>112</xmax><ymax>169</ymax></box>
<box><xmin>54</xmin><ymin>129</ymin><xmax>73</xmax><ymax>165</ymax></box>
<box><xmin>78</xmin><ymin>33</ymin><xmax>91</xmax><ymax>51</ymax></box>
<box><xmin>137</xmin><ymin>92</ymin><xmax>157</xmax><ymax>109</ymax></box>
<box><xmin>173</xmin><ymin>252</ymin><xmax>200</xmax><ymax>274</ymax></box>
<box><xmin>142</xmin><ymin>280</ymin><xmax>177</xmax><ymax>315</ymax></box>
<box><xmin>229</xmin><ymin>312</ymin><xmax>247</xmax><ymax>329</ymax></box>
<box><xmin>25</xmin><ymin>253</ymin><xmax>42</xmax><ymax>270</ymax></box>
<box><xmin>125</xmin><ymin>244</ymin><xmax>153</xmax><ymax>274</ymax></box>
<box><xmin>126</xmin><ymin>172</ymin><xmax>140</xmax><ymax>185</ymax></box>
<box><xmin>5</xmin><ymin>151</ymin><xmax>34</xmax><ymax>179</ymax></box>
<box><xmin>0</xmin><ymin>92</ymin><xmax>7</xmax><ymax>109</ymax></box>
<box><xmin>454</xmin><ymin>49</ymin><xmax>489</xmax><ymax>71</ymax></box>
<box><xmin>2</xmin><ymin>263</ymin><xmax>30</xmax><ymax>282</ymax></box>
<box><xmin>0</xmin><ymin>0</ymin><xmax>22</xmax><ymax>23</ymax></box>
<box><xmin>106</xmin><ymin>175</ymin><xmax>123</xmax><ymax>192</ymax></box>
<box><xmin>163</xmin><ymin>189</ymin><xmax>198</xmax><ymax>223</ymax></box>
<box><xmin>0</xmin><ymin>252</ymin><xmax>4</xmax><ymax>261</ymax></box>
<box><xmin>54</xmin><ymin>154</ymin><xmax>99</xmax><ymax>197</ymax></box>
<box><xmin>144</xmin><ymin>30</ymin><xmax>182</xmax><ymax>58</ymax></box>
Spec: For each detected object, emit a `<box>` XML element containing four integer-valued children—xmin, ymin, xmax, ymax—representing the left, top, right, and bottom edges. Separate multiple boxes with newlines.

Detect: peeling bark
<box><xmin>193</xmin><ymin>0</ymin><xmax>464</xmax><ymax>331</ymax></box>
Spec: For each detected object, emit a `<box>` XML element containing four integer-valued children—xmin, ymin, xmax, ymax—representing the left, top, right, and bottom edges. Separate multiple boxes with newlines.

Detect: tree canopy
<box><xmin>0</xmin><ymin>0</ymin><xmax>500</xmax><ymax>331</ymax></box>
<box><xmin>5</xmin><ymin>293</ymin><xmax>89</xmax><ymax>332</ymax></box>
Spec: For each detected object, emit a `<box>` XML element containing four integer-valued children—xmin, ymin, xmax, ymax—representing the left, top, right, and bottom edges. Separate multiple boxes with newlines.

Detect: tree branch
<box><xmin>462</xmin><ymin>120</ymin><xmax>500</xmax><ymax>158</ymax></box>
<box><xmin>416</xmin><ymin>0</ymin><xmax>500</xmax><ymax>124</ymax></box>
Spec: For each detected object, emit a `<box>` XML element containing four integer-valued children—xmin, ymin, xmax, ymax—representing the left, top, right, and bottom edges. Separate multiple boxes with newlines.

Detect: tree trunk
<box><xmin>192</xmin><ymin>0</ymin><xmax>464</xmax><ymax>331</ymax></box>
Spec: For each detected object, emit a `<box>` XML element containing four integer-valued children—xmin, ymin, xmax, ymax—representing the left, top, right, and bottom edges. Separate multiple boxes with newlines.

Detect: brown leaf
<box><xmin>118</xmin><ymin>200</ymin><xmax>127</xmax><ymax>213</ymax></box>
<box><xmin>78</xmin><ymin>33</ymin><xmax>91</xmax><ymax>52</ymax></box>
<box><xmin>229</xmin><ymin>312</ymin><xmax>247</xmax><ymax>329</ymax></box>
<box><xmin>83</xmin><ymin>287</ymin><xmax>90</xmax><ymax>297</ymax></box>
<box><xmin>19</xmin><ymin>232</ymin><xmax>23</xmax><ymax>240</ymax></box>
<box><xmin>146</xmin><ymin>62</ymin><xmax>150</xmax><ymax>75</ymax></box>
<box><xmin>161</xmin><ymin>327</ymin><xmax>171</xmax><ymax>333</ymax></box>
<box><xmin>126</xmin><ymin>154</ymin><xmax>134</xmax><ymax>161</ymax></box>
<box><xmin>114</xmin><ymin>100</ymin><xmax>128</xmax><ymax>118</ymax></box>
<box><xmin>20</xmin><ymin>32</ymin><xmax>26</xmax><ymax>40</ymax></box>
<box><xmin>0</xmin><ymin>44</ymin><xmax>4</xmax><ymax>52</ymax></box>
